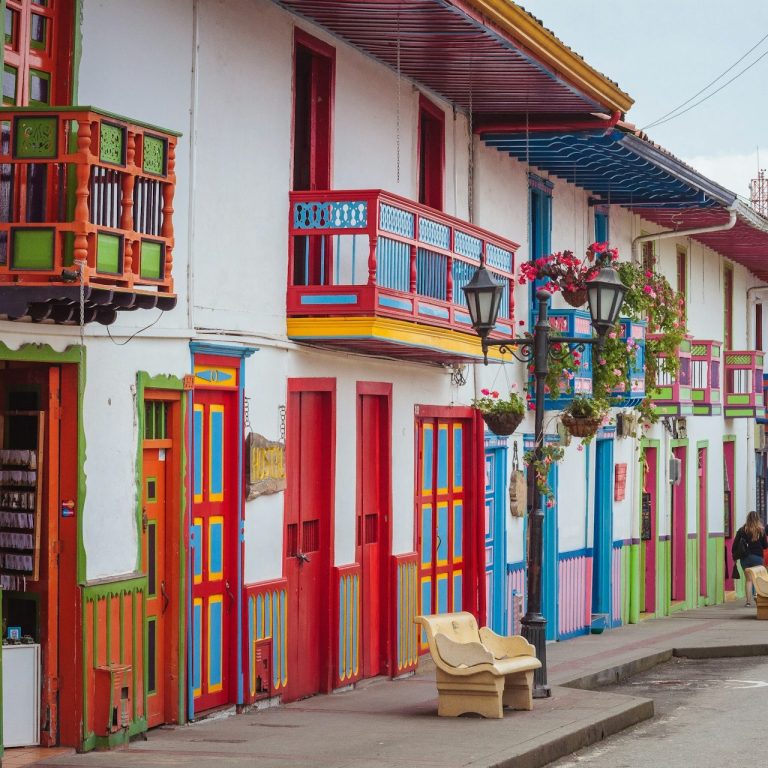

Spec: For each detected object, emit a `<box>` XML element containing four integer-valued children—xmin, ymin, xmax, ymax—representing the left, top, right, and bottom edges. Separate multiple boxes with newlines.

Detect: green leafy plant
<box><xmin>616</xmin><ymin>261</ymin><xmax>687</xmax><ymax>424</ymax></box>
<box><xmin>562</xmin><ymin>395</ymin><xmax>609</xmax><ymax>420</ymax></box>
<box><xmin>471</xmin><ymin>388</ymin><xmax>525</xmax><ymax>416</ymax></box>
<box><xmin>524</xmin><ymin>443</ymin><xmax>565</xmax><ymax>498</ymax></box>
<box><xmin>525</xmin><ymin>332</ymin><xmax>581</xmax><ymax>403</ymax></box>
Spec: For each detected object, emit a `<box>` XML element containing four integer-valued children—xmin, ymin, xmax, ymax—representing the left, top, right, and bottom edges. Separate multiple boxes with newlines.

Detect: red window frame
<box><xmin>292</xmin><ymin>29</ymin><xmax>335</xmax><ymax>192</ymax></box>
<box><xmin>724</xmin><ymin>265</ymin><xmax>734</xmax><ymax>350</ymax></box>
<box><xmin>417</xmin><ymin>95</ymin><xmax>445</xmax><ymax>211</ymax></box>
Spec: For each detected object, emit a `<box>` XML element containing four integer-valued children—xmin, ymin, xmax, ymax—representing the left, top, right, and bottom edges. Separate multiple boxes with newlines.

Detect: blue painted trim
<box><xmin>418</xmin><ymin>303</ymin><xmax>450</xmax><ymax>319</ymax></box>
<box><xmin>454</xmin><ymin>313</ymin><xmax>472</xmax><ymax>325</ymax></box>
<box><xmin>236</xmin><ymin>354</ymin><xmax>246</xmax><ymax>705</ymax></box>
<box><xmin>378</xmin><ymin>295</ymin><xmax>413</xmax><ymax>311</ymax></box>
<box><xmin>506</xmin><ymin>561</ymin><xmax>526</xmax><ymax>573</ymax></box>
<box><xmin>558</xmin><ymin>626</ymin><xmax>590</xmax><ymax>641</ymax></box>
<box><xmin>557</xmin><ymin>547</ymin><xmax>593</xmax><ymax>560</ymax></box>
<box><xmin>300</xmin><ymin>294</ymin><xmax>358</xmax><ymax>305</ymax></box>
<box><xmin>190</xmin><ymin>341</ymin><xmax>257</xmax><ymax>358</ymax></box>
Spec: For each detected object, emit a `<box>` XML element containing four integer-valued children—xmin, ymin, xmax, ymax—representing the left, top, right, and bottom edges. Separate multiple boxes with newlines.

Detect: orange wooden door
<box><xmin>142</xmin><ymin>445</ymin><xmax>167</xmax><ymax>727</ymax></box>
<box><xmin>3</xmin><ymin>0</ymin><xmax>74</xmax><ymax>107</ymax></box>
<box><xmin>191</xmin><ymin>388</ymin><xmax>236</xmax><ymax>712</ymax></box>
<box><xmin>417</xmin><ymin>416</ymin><xmax>469</xmax><ymax>650</ymax></box>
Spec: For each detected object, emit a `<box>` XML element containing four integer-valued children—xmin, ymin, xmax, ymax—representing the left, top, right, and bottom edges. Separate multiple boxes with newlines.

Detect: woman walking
<box><xmin>732</xmin><ymin>511</ymin><xmax>768</xmax><ymax>606</ymax></box>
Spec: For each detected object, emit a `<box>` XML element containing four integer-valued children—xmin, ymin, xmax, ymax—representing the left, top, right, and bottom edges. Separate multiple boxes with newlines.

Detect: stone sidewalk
<box><xmin>25</xmin><ymin>602</ymin><xmax>767</xmax><ymax>768</ymax></box>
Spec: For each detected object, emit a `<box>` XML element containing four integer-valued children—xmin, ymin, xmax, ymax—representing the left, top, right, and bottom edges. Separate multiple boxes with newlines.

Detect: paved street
<box><xmin>15</xmin><ymin>601</ymin><xmax>765</xmax><ymax>768</ymax></box>
<box><xmin>551</xmin><ymin>655</ymin><xmax>768</xmax><ymax>767</ymax></box>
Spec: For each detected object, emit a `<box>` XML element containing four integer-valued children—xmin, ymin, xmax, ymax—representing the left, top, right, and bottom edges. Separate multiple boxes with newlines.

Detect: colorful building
<box><xmin>0</xmin><ymin>0</ymin><xmax>767</xmax><ymax>758</ymax></box>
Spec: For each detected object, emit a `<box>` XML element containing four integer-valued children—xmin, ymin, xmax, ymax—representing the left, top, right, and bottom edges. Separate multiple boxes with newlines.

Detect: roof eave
<box><xmin>461</xmin><ymin>0</ymin><xmax>634</xmax><ymax>115</ymax></box>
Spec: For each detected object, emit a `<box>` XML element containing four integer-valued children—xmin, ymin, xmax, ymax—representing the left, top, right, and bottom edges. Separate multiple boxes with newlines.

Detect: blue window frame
<box><xmin>594</xmin><ymin>204</ymin><xmax>610</xmax><ymax>244</ymax></box>
<box><xmin>528</xmin><ymin>173</ymin><xmax>553</xmax><ymax>324</ymax></box>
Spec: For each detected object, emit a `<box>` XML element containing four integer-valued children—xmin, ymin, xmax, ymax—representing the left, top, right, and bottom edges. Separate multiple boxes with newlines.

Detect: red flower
<box><xmin>491</xmin><ymin>390</ymin><xmax>499</xmax><ymax>398</ymax></box>
<box><xmin>591</xmin><ymin>242</ymin><xmax>608</xmax><ymax>253</ymax></box>
<box><xmin>481</xmin><ymin>388</ymin><xmax>490</xmax><ymax>396</ymax></box>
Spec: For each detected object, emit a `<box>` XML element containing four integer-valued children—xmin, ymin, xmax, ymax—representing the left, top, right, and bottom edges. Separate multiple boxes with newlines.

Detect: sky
<box><xmin>518</xmin><ymin>1</ymin><xmax>768</xmax><ymax>199</ymax></box>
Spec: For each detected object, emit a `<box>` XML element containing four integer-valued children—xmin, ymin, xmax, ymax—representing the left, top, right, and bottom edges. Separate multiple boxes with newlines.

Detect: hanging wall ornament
<box><xmin>509</xmin><ymin>442</ymin><xmax>528</xmax><ymax>518</ymax></box>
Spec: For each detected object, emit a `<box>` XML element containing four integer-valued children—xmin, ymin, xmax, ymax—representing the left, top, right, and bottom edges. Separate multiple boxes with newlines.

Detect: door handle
<box><xmin>160</xmin><ymin>580</ymin><xmax>169</xmax><ymax>615</ymax></box>
<box><xmin>225</xmin><ymin>580</ymin><xmax>235</xmax><ymax>603</ymax></box>
<box><xmin>296</xmin><ymin>551</ymin><xmax>311</xmax><ymax>564</ymax></box>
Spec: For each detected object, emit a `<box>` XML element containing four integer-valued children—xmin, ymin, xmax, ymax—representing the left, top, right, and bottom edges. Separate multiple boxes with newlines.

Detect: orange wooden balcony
<box><xmin>286</xmin><ymin>190</ymin><xmax>518</xmax><ymax>363</ymax></box>
<box><xmin>0</xmin><ymin>107</ymin><xmax>178</xmax><ymax>324</ymax></box>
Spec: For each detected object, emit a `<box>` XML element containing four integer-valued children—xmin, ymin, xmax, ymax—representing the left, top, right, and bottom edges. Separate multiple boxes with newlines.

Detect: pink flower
<box><xmin>546</xmin><ymin>499</ymin><xmax>555</xmax><ymax>508</ymax></box>
<box><xmin>599</xmin><ymin>358</ymin><xmax>607</xmax><ymax>365</ymax></box>
<box><xmin>643</xmin><ymin>285</ymin><xmax>653</xmax><ymax>295</ymax></box>
<box><xmin>577</xmin><ymin>444</ymin><xmax>584</xmax><ymax>452</ymax></box>
<box><xmin>519</xmin><ymin>320</ymin><xmax>526</xmax><ymax>326</ymax></box>
<box><xmin>481</xmin><ymin>388</ymin><xmax>490</xmax><ymax>396</ymax></box>
<box><xmin>645</xmin><ymin>271</ymin><xmax>653</xmax><ymax>278</ymax></box>
<box><xmin>608</xmin><ymin>331</ymin><xmax>617</xmax><ymax>339</ymax></box>
<box><xmin>613</xmin><ymin>368</ymin><xmax>622</xmax><ymax>376</ymax></box>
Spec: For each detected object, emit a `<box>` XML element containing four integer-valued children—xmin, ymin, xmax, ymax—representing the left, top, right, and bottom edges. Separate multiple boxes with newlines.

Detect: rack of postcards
<box><xmin>0</xmin><ymin>412</ymin><xmax>44</xmax><ymax>591</ymax></box>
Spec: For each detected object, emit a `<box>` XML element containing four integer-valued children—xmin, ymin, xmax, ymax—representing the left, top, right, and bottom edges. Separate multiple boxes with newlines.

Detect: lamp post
<box><xmin>463</xmin><ymin>265</ymin><xmax>627</xmax><ymax>697</ymax></box>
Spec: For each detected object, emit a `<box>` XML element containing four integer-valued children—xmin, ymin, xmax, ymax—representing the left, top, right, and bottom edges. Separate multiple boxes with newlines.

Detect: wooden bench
<box><xmin>745</xmin><ymin>565</ymin><xmax>768</xmax><ymax>619</ymax></box>
<box><xmin>415</xmin><ymin>611</ymin><xmax>541</xmax><ymax>718</ymax></box>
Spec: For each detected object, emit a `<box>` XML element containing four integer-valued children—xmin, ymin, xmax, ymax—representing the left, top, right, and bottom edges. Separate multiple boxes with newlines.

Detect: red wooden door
<box><xmin>143</xmin><ymin>446</ymin><xmax>167</xmax><ymax>726</ymax></box>
<box><xmin>191</xmin><ymin>387</ymin><xmax>236</xmax><ymax>713</ymax></box>
<box><xmin>671</xmin><ymin>446</ymin><xmax>687</xmax><ymax>602</ymax></box>
<box><xmin>357</xmin><ymin>389</ymin><xmax>391</xmax><ymax>678</ymax></box>
<box><xmin>642</xmin><ymin>446</ymin><xmax>657</xmax><ymax>614</ymax></box>
<box><xmin>285</xmin><ymin>385</ymin><xmax>334</xmax><ymax>700</ymax></box>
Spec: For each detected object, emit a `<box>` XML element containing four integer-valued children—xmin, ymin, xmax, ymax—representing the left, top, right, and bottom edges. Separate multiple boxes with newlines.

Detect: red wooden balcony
<box><xmin>724</xmin><ymin>350</ymin><xmax>765</xmax><ymax>418</ymax></box>
<box><xmin>0</xmin><ymin>107</ymin><xmax>178</xmax><ymax>324</ymax></box>
<box><xmin>286</xmin><ymin>190</ymin><xmax>517</xmax><ymax>362</ymax></box>
<box><xmin>690</xmin><ymin>339</ymin><xmax>722</xmax><ymax>415</ymax></box>
<box><xmin>648</xmin><ymin>334</ymin><xmax>693</xmax><ymax>416</ymax></box>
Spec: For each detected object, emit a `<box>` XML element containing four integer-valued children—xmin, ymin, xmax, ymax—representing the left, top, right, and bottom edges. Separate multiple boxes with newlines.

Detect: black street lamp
<box><xmin>464</xmin><ymin>265</ymin><xmax>627</xmax><ymax>698</ymax></box>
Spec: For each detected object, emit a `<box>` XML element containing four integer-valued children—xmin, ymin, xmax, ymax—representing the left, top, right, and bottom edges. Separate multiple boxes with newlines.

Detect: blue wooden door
<box><xmin>592</xmin><ymin>438</ymin><xmax>614</xmax><ymax>621</ymax></box>
<box><xmin>542</xmin><ymin>463</ymin><xmax>558</xmax><ymax>641</ymax></box>
<box><xmin>484</xmin><ymin>439</ymin><xmax>507</xmax><ymax>633</ymax></box>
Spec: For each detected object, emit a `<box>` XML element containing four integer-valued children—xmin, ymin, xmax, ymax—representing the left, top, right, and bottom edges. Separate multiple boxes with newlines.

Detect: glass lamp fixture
<box><xmin>462</xmin><ymin>265</ymin><xmax>504</xmax><ymax>340</ymax></box>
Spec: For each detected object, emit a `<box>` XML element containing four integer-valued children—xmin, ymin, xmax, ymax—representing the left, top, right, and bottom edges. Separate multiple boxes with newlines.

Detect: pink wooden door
<box><xmin>642</xmin><ymin>447</ymin><xmax>657</xmax><ymax>614</ymax></box>
<box><xmin>671</xmin><ymin>446</ymin><xmax>687</xmax><ymax>602</ymax></box>
<box><xmin>698</xmin><ymin>448</ymin><xmax>708</xmax><ymax>598</ymax></box>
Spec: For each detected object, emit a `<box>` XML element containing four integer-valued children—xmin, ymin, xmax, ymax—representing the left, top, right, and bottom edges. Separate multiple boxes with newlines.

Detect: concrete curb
<box><xmin>478</xmin><ymin>692</ymin><xmax>654</xmax><ymax>768</ymax></box>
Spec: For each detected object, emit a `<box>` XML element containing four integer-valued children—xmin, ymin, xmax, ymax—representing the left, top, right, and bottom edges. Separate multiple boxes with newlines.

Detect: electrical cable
<box><xmin>642</xmin><ymin>34</ymin><xmax>768</xmax><ymax>131</ymax></box>
<box><xmin>106</xmin><ymin>311</ymin><xmax>163</xmax><ymax>345</ymax></box>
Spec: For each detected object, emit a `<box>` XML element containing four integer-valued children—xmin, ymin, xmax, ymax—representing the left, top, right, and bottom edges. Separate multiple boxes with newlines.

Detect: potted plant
<box><xmin>560</xmin><ymin>396</ymin><xmax>609</xmax><ymax>441</ymax></box>
<box><xmin>524</xmin><ymin>443</ymin><xmax>565</xmax><ymax>498</ymax></box>
<box><xmin>472</xmin><ymin>388</ymin><xmax>525</xmax><ymax>436</ymax></box>
<box><xmin>518</xmin><ymin>242</ymin><xmax>618</xmax><ymax>307</ymax></box>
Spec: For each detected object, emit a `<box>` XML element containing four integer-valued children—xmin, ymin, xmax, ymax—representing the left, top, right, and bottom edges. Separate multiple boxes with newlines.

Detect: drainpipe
<box><xmin>746</xmin><ymin>284</ymin><xmax>768</xmax><ymax>350</ymax></box>
<box><xmin>631</xmin><ymin>209</ymin><xmax>738</xmax><ymax>265</ymax></box>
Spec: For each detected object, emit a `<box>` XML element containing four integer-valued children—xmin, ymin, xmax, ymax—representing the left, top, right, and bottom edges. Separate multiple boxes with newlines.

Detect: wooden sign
<box><xmin>641</xmin><ymin>492</ymin><xmax>652</xmax><ymax>541</ymax></box>
<box><xmin>246</xmin><ymin>432</ymin><xmax>286</xmax><ymax>500</ymax></box>
<box><xmin>614</xmin><ymin>463</ymin><xmax>627</xmax><ymax>502</ymax></box>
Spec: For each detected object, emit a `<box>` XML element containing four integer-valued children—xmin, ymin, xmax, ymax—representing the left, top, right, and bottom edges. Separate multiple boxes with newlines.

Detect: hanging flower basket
<box><xmin>560</xmin><ymin>413</ymin><xmax>602</xmax><ymax>438</ymax></box>
<box><xmin>561</xmin><ymin>288</ymin><xmax>588</xmax><ymax>308</ymax></box>
<box><xmin>481</xmin><ymin>411</ymin><xmax>524</xmax><ymax>436</ymax></box>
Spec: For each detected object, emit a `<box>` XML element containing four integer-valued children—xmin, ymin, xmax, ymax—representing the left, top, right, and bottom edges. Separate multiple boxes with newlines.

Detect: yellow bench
<box><xmin>415</xmin><ymin>611</ymin><xmax>541</xmax><ymax>719</ymax></box>
<box><xmin>745</xmin><ymin>565</ymin><xmax>768</xmax><ymax>619</ymax></box>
